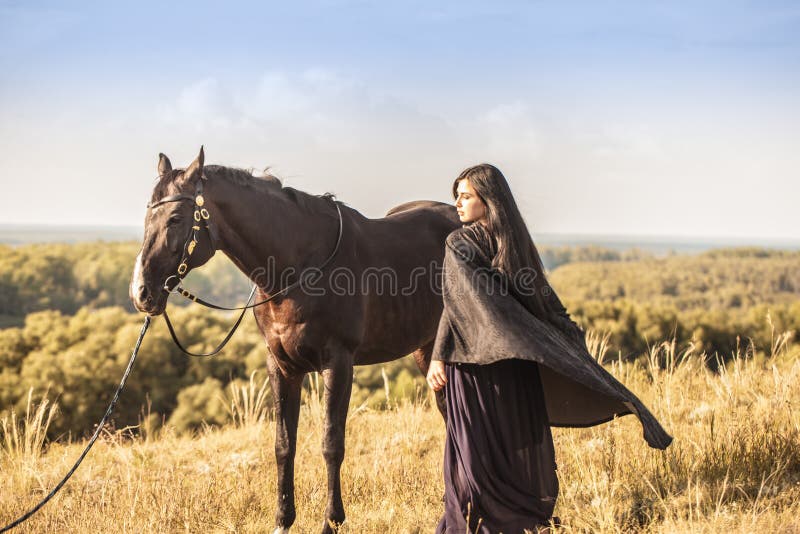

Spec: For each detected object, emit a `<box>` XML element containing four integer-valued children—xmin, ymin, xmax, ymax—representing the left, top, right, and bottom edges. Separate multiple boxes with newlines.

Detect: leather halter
<box><xmin>146</xmin><ymin>174</ymin><xmax>344</xmax><ymax>357</ymax></box>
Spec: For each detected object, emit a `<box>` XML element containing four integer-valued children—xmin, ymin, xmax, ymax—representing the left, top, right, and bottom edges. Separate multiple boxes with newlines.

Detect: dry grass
<box><xmin>2</xmin><ymin>333</ymin><xmax>800</xmax><ymax>533</ymax></box>
<box><xmin>1</xmin><ymin>389</ymin><xmax>59</xmax><ymax>466</ymax></box>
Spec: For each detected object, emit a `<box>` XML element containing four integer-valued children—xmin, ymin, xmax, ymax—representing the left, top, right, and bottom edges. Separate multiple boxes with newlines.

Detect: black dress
<box><xmin>431</xmin><ymin>222</ymin><xmax>672</xmax><ymax>531</ymax></box>
<box><xmin>435</xmin><ymin>358</ymin><xmax>558</xmax><ymax>533</ymax></box>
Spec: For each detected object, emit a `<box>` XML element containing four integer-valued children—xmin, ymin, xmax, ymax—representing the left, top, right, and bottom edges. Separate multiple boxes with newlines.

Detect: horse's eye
<box><xmin>168</xmin><ymin>215</ymin><xmax>182</xmax><ymax>226</ymax></box>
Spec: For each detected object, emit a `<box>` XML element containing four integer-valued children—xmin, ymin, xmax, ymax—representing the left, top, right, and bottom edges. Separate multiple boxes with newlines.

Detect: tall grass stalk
<box><xmin>767</xmin><ymin>310</ymin><xmax>794</xmax><ymax>358</ymax></box>
<box><xmin>586</xmin><ymin>329</ymin><xmax>612</xmax><ymax>365</ymax></box>
<box><xmin>0</xmin><ymin>388</ymin><xmax>58</xmax><ymax>465</ymax></box>
<box><xmin>227</xmin><ymin>371</ymin><xmax>271</xmax><ymax>428</ymax></box>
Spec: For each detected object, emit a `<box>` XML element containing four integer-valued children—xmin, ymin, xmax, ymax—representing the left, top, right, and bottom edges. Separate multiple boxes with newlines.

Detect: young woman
<box><xmin>428</xmin><ymin>164</ymin><xmax>672</xmax><ymax>533</ymax></box>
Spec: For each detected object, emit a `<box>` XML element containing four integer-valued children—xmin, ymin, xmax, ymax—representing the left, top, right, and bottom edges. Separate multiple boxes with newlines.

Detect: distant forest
<box><xmin>0</xmin><ymin>241</ymin><xmax>797</xmax><ymax>438</ymax></box>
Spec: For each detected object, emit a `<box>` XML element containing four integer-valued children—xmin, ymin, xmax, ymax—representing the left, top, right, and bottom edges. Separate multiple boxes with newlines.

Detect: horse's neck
<box><xmin>205</xmin><ymin>175</ymin><xmax>331</xmax><ymax>289</ymax></box>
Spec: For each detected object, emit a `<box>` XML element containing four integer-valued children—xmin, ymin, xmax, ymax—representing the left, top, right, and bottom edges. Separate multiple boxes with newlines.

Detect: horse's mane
<box><xmin>151</xmin><ymin>164</ymin><xmax>344</xmax><ymax>216</ymax></box>
<box><xmin>210</xmin><ymin>164</ymin><xmax>284</xmax><ymax>190</ymax></box>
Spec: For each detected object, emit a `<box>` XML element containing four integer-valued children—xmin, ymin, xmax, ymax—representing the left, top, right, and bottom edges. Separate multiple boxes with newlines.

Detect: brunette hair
<box><xmin>452</xmin><ymin>163</ymin><xmax>552</xmax><ymax>317</ymax></box>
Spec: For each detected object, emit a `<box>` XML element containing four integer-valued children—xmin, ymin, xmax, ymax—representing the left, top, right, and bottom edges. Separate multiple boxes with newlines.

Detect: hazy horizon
<box><xmin>3</xmin><ymin>223</ymin><xmax>799</xmax><ymax>257</ymax></box>
<box><xmin>2</xmin><ymin>222</ymin><xmax>799</xmax><ymax>243</ymax></box>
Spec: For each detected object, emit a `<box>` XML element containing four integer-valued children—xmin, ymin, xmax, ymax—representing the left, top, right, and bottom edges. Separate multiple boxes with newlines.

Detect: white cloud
<box><xmin>589</xmin><ymin>124</ymin><xmax>663</xmax><ymax>159</ymax></box>
<box><xmin>159</xmin><ymin>78</ymin><xmax>237</xmax><ymax>130</ymax></box>
<box><xmin>474</xmin><ymin>101</ymin><xmax>543</xmax><ymax>160</ymax></box>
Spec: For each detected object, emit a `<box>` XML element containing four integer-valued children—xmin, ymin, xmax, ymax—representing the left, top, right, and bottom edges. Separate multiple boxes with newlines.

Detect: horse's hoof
<box><xmin>273</xmin><ymin>528</ymin><xmax>290</xmax><ymax>534</ymax></box>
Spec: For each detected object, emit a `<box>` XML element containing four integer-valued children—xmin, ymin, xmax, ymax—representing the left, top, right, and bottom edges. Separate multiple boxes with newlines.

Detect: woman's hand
<box><xmin>427</xmin><ymin>360</ymin><xmax>447</xmax><ymax>391</ymax></box>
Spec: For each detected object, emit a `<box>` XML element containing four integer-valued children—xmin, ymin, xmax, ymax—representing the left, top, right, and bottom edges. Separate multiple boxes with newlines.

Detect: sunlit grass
<box><xmin>1</xmin><ymin>333</ymin><xmax>800</xmax><ymax>533</ymax></box>
<box><xmin>1</xmin><ymin>388</ymin><xmax>59</xmax><ymax>465</ymax></box>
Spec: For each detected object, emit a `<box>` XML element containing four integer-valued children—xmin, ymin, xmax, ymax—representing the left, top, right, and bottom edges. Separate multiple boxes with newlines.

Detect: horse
<box><xmin>129</xmin><ymin>147</ymin><xmax>460</xmax><ymax>533</ymax></box>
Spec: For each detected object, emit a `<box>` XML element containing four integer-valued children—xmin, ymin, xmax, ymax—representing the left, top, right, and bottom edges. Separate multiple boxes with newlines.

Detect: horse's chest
<box><xmin>260</xmin><ymin>306</ymin><xmax>311</xmax><ymax>347</ymax></box>
<box><xmin>254</xmin><ymin>301</ymin><xmax>323</xmax><ymax>368</ymax></box>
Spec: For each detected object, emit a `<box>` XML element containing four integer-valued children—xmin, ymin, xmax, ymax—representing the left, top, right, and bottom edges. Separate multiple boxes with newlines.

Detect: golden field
<box><xmin>2</xmin><ymin>327</ymin><xmax>800</xmax><ymax>534</ymax></box>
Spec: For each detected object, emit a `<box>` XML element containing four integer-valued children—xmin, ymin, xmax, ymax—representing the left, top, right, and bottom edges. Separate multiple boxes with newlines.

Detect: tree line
<box><xmin>0</xmin><ymin>241</ymin><xmax>797</xmax><ymax>438</ymax></box>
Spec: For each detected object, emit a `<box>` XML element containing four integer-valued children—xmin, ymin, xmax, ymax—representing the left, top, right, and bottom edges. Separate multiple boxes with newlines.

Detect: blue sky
<box><xmin>1</xmin><ymin>1</ymin><xmax>798</xmax><ymax>239</ymax></box>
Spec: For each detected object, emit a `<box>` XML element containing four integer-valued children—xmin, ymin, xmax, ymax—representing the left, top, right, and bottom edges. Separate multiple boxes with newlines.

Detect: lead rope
<box><xmin>0</xmin><ymin>316</ymin><xmax>152</xmax><ymax>533</ymax></box>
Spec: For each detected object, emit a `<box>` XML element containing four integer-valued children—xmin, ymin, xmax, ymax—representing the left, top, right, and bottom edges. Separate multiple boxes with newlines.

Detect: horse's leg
<box><xmin>319</xmin><ymin>343</ymin><xmax>354</xmax><ymax>534</ymax></box>
<box><xmin>266</xmin><ymin>355</ymin><xmax>303</xmax><ymax>533</ymax></box>
<box><xmin>412</xmin><ymin>340</ymin><xmax>447</xmax><ymax>421</ymax></box>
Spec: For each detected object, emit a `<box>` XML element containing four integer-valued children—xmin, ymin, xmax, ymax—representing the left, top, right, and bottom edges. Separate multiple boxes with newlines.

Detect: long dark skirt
<box><xmin>435</xmin><ymin>358</ymin><xmax>558</xmax><ymax>534</ymax></box>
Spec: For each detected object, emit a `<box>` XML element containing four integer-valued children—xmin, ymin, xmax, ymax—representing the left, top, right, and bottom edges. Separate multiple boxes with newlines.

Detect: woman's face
<box><xmin>455</xmin><ymin>178</ymin><xmax>487</xmax><ymax>224</ymax></box>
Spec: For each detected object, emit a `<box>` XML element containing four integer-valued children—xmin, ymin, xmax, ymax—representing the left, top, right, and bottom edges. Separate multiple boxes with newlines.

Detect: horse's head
<box><xmin>130</xmin><ymin>147</ymin><xmax>217</xmax><ymax>315</ymax></box>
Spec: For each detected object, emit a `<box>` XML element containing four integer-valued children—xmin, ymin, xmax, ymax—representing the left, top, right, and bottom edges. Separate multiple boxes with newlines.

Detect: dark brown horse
<box><xmin>130</xmin><ymin>147</ymin><xmax>460</xmax><ymax>533</ymax></box>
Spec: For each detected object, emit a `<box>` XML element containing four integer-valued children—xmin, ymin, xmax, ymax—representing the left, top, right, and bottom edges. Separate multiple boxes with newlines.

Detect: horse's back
<box><xmin>385</xmin><ymin>199</ymin><xmax>448</xmax><ymax>217</ymax></box>
<box><xmin>382</xmin><ymin>199</ymin><xmax>460</xmax><ymax>231</ymax></box>
<box><xmin>365</xmin><ymin>200</ymin><xmax>460</xmax><ymax>247</ymax></box>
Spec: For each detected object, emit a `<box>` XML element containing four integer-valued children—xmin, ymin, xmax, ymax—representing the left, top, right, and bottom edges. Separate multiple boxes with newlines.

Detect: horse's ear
<box><xmin>158</xmin><ymin>153</ymin><xmax>172</xmax><ymax>177</ymax></box>
<box><xmin>183</xmin><ymin>145</ymin><xmax>205</xmax><ymax>182</ymax></box>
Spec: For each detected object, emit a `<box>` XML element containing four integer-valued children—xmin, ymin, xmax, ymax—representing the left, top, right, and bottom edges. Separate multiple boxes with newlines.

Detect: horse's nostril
<box><xmin>138</xmin><ymin>284</ymin><xmax>151</xmax><ymax>303</ymax></box>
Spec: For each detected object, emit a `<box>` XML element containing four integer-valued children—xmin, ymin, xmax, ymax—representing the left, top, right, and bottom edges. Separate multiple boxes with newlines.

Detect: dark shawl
<box><xmin>431</xmin><ymin>222</ymin><xmax>673</xmax><ymax>450</ymax></box>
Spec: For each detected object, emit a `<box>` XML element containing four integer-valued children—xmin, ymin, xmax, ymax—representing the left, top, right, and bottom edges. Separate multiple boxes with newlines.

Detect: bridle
<box><xmin>146</xmin><ymin>174</ymin><xmax>344</xmax><ymax>357</ymax></box>
<box><xmin>146</xmin><ymin>174</ymin><xmax>220</xmax><ymax>296</ymax></box>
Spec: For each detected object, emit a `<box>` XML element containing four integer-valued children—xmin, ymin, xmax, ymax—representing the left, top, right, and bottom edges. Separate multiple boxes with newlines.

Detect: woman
<box><xmin>428</xmin><ymin>164</ymin><xmax>672</xmax><ymax>533</ymax></box>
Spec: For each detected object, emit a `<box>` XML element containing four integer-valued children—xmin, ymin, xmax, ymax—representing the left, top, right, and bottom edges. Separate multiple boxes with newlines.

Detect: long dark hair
<box><xmin>452</xmin><ymin>163</ymin><xmax>553</xmax><ymax>318</ymax></box>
